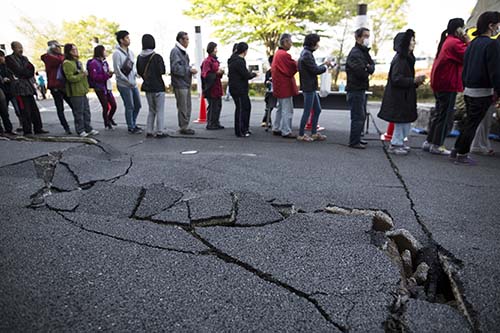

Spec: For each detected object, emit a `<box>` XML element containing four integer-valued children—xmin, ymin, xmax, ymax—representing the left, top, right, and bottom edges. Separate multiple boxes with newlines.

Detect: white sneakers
<box><xmin>79</xmin><ymin>130</ymin><xmax>99</xmax><ymax>137</ymax></box>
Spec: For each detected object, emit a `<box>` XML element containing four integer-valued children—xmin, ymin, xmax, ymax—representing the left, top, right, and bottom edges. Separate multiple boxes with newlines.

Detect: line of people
<box><xmin>1</xmin><ymin>14</ymin><xmax>499</xmax><ymax>165</ymax></box>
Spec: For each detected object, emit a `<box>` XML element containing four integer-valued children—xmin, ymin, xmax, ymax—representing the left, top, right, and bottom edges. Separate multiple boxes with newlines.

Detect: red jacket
<box><xmin>271</xmin><ymin>48</ymin><xmax>298</xmax><ymax>98</ymax></box>
<box><xmin>430</xmin><ymin>35</ymin><xmax>468</xmax><ymax>92</ymax></box>
<box><xmin>41</xmin><ymin>52</ymin><xmax>65</xmax><ymax>90</ymax></box>
<box><xmin>201</xmin><ymin>55</ymin><xmax>223</xmax><ymax>98</ymax></box>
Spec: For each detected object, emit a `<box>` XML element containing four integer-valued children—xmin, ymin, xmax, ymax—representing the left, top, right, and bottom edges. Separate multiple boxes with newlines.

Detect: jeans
<box><xmin>145</xmin><ymin>92</ymin><xmax>165</xmax><ymax>135</ymax></box>
<box><xmin>70</xmin><ymin>96</ymin><xmax>93</xmax><ymax>134</ymax></box>
<box><xmin>233</xmin><ymin>95</ymin><xmax>251</xmax><ymax>136</ymax></box>
<box><xmin>427</xmin><ymin>92</ymin><xmax>457</xmax><ymax>146</ymax></box>
<box><xmin>0</xmin><ymin>89</ymin><xmax>13</xmax><ymax>132</ymax></box>
<box><xmin>95</xmin><ymin>89</ymin><xmax>117</xmax><ymax>127</ymax></box>
<box><xmin>117</xmin><ymin>85</ymin><xmax>141</xmax><ymax>130</ymax></box>
<box><xmin>299</xmin><ymin>92</ymin><xmax>322</xmax><ymax>136</ymax></box>
<box><xmin>454</xmin><ymin>95</ymin><xmax>493</xmax><ymax>155</ymax></box>
<box><xmin>347</xmin><ymin>90</ymin><xmax>366</xmax><ymax>145</ymax></box>
<box><xmin>273</xmin><ymin>97</ymin><xmax>293</xmax><ymax>136</ymax></box>
<box><xmin>173</xmin><ymin>88</ymin><xmax>192</xmax><ymax>130</ymax></box>
<box><xmin>391</xmin><ymin>123</ymin><xmax>411</xmax><ymax>146</ymax></box>
<box><xmin>50</xmin><ymin>88</ymin><xmax>72</xmax><ymax>131</ymax></box>
<box><xmin>206</xmin><ymin>97</ymin><xmax>222</xmax><ymax>128</ymax></box>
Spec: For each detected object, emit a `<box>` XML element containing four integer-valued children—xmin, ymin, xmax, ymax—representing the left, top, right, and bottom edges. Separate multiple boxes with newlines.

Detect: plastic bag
<box><xmin>319</xmin><ymin>71</ymin><xmax>331</xmax><ymax>97</ymax></box>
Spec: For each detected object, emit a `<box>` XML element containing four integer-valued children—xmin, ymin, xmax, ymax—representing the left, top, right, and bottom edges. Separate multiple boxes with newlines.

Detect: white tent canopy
<box><xmin>466</xmin><ymin>0</ymin><xmax>500</xmax><ymax>28</ymax></box>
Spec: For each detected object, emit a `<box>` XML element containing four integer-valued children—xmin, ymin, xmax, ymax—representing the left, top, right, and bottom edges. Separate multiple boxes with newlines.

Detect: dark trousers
<box><xmin>206</xmin><ymin>97</ymin><xmax>222</xmax><ymax>128</ymax></box>
<box><xmin>233</xmin><ymin>95</ymin><xmax>251</xmax><ymax>136</ymax></box>
<box><xmin>427</xmin><ymin>92</ymin><xmax>457</xmax><ymax>146</ymax></box>
<box><xmin>347</xmin><ymin>90</ymin><xmax>366</xmax><ymax>145</ymax></box>
<box><xmin>454</xmin><ymin>95</ymin><xmax>493</xmax><ymax>155</ymax></box>
<box><xmin>0</xmin><ymin>89</ymin><xmax>13</xmax><ymax>133</ymax></box>
<box><xmin>262</xmin><ymin>92</ymin><xmax>277</xmax><ymax>124</ymax></box>
<box><xmin>18</xmin><ymin>95</ymin><xmax>43</xmax><ymax>134</ymax></box>
<box><xmin>95</xmin><ymin>89</ymin><xmax>117</xmax><ymax>126</ymax></box>
<box><xmin>51</xmin><ymin>89</ymin><xmax>72</xmax><ymax>131</ymax></box>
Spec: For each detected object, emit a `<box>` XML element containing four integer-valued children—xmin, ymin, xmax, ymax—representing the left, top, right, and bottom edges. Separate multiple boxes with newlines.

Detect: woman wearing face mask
<box><xmin>423</xmin><ymin>18</ymin><xmax>470</xmax><ymax>155</ymax></box>
<box><xmin>451</xmin><ymin>11</ymin><xmax>500</xmax><ymax>165</ymax></box>
<box><xmin>377</xmin><ymin>29</ymin><xmax>426</xmax><ymax>155</ymax></box>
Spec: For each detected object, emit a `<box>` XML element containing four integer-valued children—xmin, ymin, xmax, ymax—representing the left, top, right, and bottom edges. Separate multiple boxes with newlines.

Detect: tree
<box><xmin>368</xmin><ymin>0</ymin><xmax>408</xmax><ymax>57</ymax></box>
<box><xmin>16</xmin><ymin>16</ymin><xmax>119</xmax><ymax>69</ymax></box>
<box><xmin>184</xmin><ymin>0</ymin><xmax>348</xmax><ymax>56</ymax></box>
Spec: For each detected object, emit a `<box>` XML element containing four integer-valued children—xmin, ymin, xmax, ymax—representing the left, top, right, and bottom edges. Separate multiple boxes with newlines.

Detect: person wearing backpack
<box><xmin>88</xmin><ymin>45</ymin><xmax>117</xmax><ymax>130</ymax></box>
<box><xmin>137</xmin><ymin>34</ymin><xmax>167</xmax><ymax>138</ymax></box>
<box><xmin>112</xmin><ymin>30</ymin><xmax>142</xmax><ymax>134</ymax></box>
<box><xmin>41</xmin><ymin>40</ymin><xmax>72</xmax><ymax>134</ymax></box>
<box><xmin>62</xmin><ymin>43</ymin><xmax>98</xmax><ymax>137</ymax></box>
<box><xmin>201</xmin><ymin>41</ymin><xmax>224</xmax><ymax>130</ymax></box>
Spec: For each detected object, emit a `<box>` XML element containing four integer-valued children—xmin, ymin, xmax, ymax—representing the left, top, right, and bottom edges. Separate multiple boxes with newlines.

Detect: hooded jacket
<box><xmin>227</xmin><ymin>53</ymin><xmax>256</xmax><ymax>97</ymax></box>
<box><xmin>272</xmin><ymin>48</ymin><xmax>298</xmax><ymax>98</ymax></box>
<box><xmin>112</xmin><ymin>45</ymin><xmax>137</xmax><ymax>88</ymax></box>
<box><xmin>41</xmin><ymin>52</ymin><xmax>65</xmax><ymax>90</ymax></box>
<box><xmin>137</xmin><ymin>50</ymin><xmax>166</xmax><ymax>93</ymax></box>
<box><xmin>87</xmin><ymin>58</ymin><xmax>112</xmax><ymax>91</ymax></box>
<box><xmin>170</xmin><ymin>43</ymin><xmax>192</xmax><ymax>89</ymax></box>
<box><xmin>377</xmin><ymin>30</ymin><xmax>418</xmax><ymax>124</ymax></box>
<box><xmin>430</xmin><ymin>35</ymin><xmax>468</xmax><ymax>93</ymax></box>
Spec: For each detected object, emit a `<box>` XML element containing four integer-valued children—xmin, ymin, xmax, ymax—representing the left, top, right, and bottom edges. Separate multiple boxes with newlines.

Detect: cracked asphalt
<box><xmin>1</xmin><ymin>96</ymin><xmax>499</xmax><ymax>332</ymax></box>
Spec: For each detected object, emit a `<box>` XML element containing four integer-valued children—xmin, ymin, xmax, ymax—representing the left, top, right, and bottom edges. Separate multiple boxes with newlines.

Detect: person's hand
<box><xmin>217</xmin><ymin>68</ymin><xmax>224</xmax><ymax>75</ymax></box>
<box><xmin>109</xmin><ymin>70</ymin><xmax>114</xmax><ymax>77</ymax></box>
<box><xmin>190</xmin><ymin>67</ymin><xmax>198</xmax><ymax>74</ymax></box>
<box><xmin>3</xmin><ymin>77</ymin><xmax>10</xmax><ymax>83</ymax></box>
<box><xmin>415</xmin><ymin>75</ymin><xmax>426</xmax><ymax>86</ymax></box>
<box><xmin>323</xmin><ymin>59</ymin><xmax>331</xmax><ymax>67</ymax></box>
<box><xmin>82</xmin><ymin>70</ymin><xmax>88</xmax><ymax>77</ymax></box>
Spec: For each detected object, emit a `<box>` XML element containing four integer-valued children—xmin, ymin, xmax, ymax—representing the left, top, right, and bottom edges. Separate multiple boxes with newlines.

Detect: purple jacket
<box><xmin>87</xmin><ymin>58</ymin><xmax>111</xmax><ymax>91</ymax></box>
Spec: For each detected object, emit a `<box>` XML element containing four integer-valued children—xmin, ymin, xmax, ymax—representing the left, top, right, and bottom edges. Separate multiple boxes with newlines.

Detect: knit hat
<box><xmin>236</xmin><ymin>42</ymin><xmax>249</xmax><ymax>54</ymax></box>
<box><xmin>206</xmin><ymin>42</ymin><xmax>217</xmax><ymax>54</ymax></box>
<box><xmin>142</xmin><ymin>34</ymin><xmax>155</xmax><ymax>50</ymax></box>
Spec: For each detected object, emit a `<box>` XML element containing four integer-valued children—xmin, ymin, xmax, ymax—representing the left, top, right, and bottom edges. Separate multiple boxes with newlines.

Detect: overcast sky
<box><xmin>1</xmin><ymin>0</ymin><xmax>477</xmax><ymax>62</ymax></box>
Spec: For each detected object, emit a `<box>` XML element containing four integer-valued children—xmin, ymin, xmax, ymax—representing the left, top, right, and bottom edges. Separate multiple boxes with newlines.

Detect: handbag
<box><xmin>141</xmin><ymin>53</ymin><xmax>156</xmax><ymax>80</ymax></box>
<box><xmin>119</xmin><ymin>48</ymin><xmax>134</xmax><ymax>76</ymax></box>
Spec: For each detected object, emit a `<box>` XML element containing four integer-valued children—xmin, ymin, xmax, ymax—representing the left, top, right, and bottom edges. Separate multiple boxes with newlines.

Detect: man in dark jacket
<box><xmin>137</xmin><ymin>34</ymin><xmax>167</xmax><ymax>138</ymax></box>
<box><xmin>201</xmin><ymin>42</ymin><xmax>225</xmax><ymax>130</ymax></box>
<box><xmin>346</xmin><ymin>27</ymin><xmax>375</xmax><ymax>149</ymax></box>
<box><xmin>0</xmin><ymin>48</ymin><xmax>15</xmax><ymax>135</ymax></box>
<box><xmin>6</xmin><ymin>41</ymin><xmax>48</xmax><ymax>136</ymax></box>
<box><xmin>228</xmin><ymin>42</ymin><xmax>257</xmax><ymax>137</ymax></box>
<box><xmin>170</xmin><ymin>31</ymin><xmax>197</xmax><ymax>135</ymax></box>
<box><xmin>41</xmin><ymin>40</ymin><xmax>72</xmax><ymax>134</ymax></box>
<box><xmin>452</xmin><ymin>11</ymin><xmax>500</xmax><ymax>164</ymax></box>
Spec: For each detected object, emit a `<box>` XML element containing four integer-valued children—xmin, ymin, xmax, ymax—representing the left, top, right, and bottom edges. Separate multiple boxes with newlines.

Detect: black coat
<box><xmin>298</xmin><ymin>46</ymin><xmax>327</xmax><ymax>92</ymax></box>
<box><xmin>346</xmin><ymin>44</ymin><xmax>375</xmax><ymax>92</ymax></box>
<box><xmin>137</xmin><ymin>52</ymin><xmax>166</xmax><ymax>93</ymax></box>
<box><xmin>378</xmin><ymin>31</ymin><xmax>417</xmax><ymax>124</ymax></box>
<box><xmin>228</xmin><ymin>53</ymin><xmax>256</xmax><ymax>97</ymax></box>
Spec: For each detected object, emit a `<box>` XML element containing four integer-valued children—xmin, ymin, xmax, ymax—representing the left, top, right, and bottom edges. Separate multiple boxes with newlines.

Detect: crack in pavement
<box><xmin>52</xmin><ymin>210</ymin><xmax>200</xmax><ymax>256</ymax></box>
<box><xmin>372</xmin><ymin>116</ymin><xmax>479</xmax><ymax>331</ymax></box>
<box><xmin>185</xmin><ymin>228</ymin><xmax>349</xmax><ymax>332</ymax></box>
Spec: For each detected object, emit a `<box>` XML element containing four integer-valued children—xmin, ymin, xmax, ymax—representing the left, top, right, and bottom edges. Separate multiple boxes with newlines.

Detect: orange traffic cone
<box><xmin>305</xmin><ymin>109</ymin><xmax>325</xmax><ymax>131</ymax></box>
<box><xmin>380</xmin><ymin>122</ymin><xmax>394</xmax><ymax>141</ymax></box>
<box><xmin>193</xmin><ymin>94</ymin><xmax>207</xmax><ymax>123</ymax></box>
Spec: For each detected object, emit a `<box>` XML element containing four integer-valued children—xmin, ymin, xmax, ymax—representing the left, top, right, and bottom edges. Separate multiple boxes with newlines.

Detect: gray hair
<box><xmin>279</xmin><ymin>33</ymin><xmax>292</xmax><ymax>46</ymax></box>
